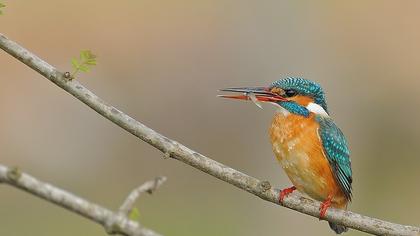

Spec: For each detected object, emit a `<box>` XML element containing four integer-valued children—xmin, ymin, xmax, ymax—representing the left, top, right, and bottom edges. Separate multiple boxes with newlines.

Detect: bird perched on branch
<box><xmin>219</xmin><ymin>77</ymin><xmax>352</xmax><ymax>234</ymax></box>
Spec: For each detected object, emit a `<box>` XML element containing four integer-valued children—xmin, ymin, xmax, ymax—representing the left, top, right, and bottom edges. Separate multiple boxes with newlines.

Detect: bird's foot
<box><xmin>319</xmin><ymin>195</ymin><xmax>333</xmax><ymax>219</ymax></box>
<box><xmin>279</xmin><ymin>186</ymin><xmax>296</xmax><ymax>204</ymax></box>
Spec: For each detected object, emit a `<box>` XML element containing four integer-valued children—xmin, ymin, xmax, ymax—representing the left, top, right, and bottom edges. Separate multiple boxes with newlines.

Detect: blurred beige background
<box><xmin>1</xmin><ymin>1</ymin><xmax>420</xmax><ymax>235</ymax></box>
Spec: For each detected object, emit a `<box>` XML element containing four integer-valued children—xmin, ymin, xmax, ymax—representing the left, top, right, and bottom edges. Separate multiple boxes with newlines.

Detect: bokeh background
<box><xmin>1</xmin><ymin>1</ymin><xmax>420</xmax><ymax>235</ymax></box>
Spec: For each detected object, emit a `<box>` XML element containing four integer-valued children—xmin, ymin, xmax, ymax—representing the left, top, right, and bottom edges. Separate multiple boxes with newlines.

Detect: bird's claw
<box><xmin>319</xmin><ymin>195</ymin><xmax>333</xmax><ymax>219</ymax></box>
<box><xmin>279</xmin><ymin>186</ymin><xmax>296</xmax><ymax>204</ymax></box>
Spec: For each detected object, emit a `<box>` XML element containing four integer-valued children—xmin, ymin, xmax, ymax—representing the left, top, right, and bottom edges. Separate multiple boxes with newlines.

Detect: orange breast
<box><xmin>270</xmin><ymin>112</ymin><xmax>347</xmax><ymax>207</ymax></box>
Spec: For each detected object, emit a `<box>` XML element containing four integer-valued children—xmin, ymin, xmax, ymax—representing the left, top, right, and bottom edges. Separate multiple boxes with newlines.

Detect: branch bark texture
<box><xmin>0</xmin><ymin>33</ymin><xmax>419</xmax><ymax>236</ymax></box>
<box><xmin>119</xmin><ymin>176</ymin><xmax>167</xmax><ymax>216</ymax></box>
<box><xmin>0</xmin><ymin>165</ymin><xmax>161</xmax><ymax>236</ymax></box>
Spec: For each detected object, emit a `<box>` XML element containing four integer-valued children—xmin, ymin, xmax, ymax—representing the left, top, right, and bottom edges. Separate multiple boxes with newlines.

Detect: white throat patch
<box><xmin>271</xmin><ymin>102</ymin><xmax>290</xmax><ymax>116</ymax></box>
<box><xmin>306</xmin><ymin>102</ymin><xmax>329</xmax><ymax>117</ymax></box>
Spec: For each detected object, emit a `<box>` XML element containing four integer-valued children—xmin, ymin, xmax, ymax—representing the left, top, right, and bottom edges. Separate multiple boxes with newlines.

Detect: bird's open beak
<box><xmin>218</xmin><ymin>87</ymin><xmax>287</xmax><ymax>102</ymax></box>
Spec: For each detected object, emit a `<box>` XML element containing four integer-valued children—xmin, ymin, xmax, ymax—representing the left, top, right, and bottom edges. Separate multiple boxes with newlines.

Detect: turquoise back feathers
<box><xmin>316</xmin><ymin>115</ymin><xmax>353</xmax><ymax>200</ymax></box>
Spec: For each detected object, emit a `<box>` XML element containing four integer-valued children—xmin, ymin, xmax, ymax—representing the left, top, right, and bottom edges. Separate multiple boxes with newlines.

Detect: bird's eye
<box><xmin>284</xmin><ymin>89</ymin><xmax>297</xmax><ymax>97</ymax></box>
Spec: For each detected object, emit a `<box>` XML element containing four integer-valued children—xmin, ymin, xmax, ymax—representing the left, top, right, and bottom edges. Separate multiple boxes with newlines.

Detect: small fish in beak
<box><xmin>218</xmin><ymin>87</ymin><xmax>287</xmax><ymax>109</ymax></box>
<box><xmin>247</xmin><ymin>92</ymin><xmax>263</xmax><ymax>109</ymax></box>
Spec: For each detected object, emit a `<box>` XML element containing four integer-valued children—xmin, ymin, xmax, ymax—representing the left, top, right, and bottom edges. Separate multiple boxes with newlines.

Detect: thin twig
<box><xmin>119</xmin><ymin>176</ymin><xmax>167</xmax><ymax>216</ymax></box>
<box><xmin>0</xmin><ymin>165</ymin><xmax>161</xmax><ymax>236</ymax></box>
<box><xmin>0</xmin><ymin>33</ymin><xmax>419</xmax><ymax>236</ymax></box>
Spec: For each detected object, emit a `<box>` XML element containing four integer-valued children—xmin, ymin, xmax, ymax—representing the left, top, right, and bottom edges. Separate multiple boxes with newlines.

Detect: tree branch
<box><xmin>119</xmin><ymin>176</ymin><xmax>167</xmax><ymax>216</ymax></box>
<box><xmin>0</xmin><ymin>165</ymin><xmax>162</xmax><ymax>236</ymax></box>
<box><xmin>0</xmin><ymin>33</ymin><xmax>418</xmax><ymax>236</ymax></box>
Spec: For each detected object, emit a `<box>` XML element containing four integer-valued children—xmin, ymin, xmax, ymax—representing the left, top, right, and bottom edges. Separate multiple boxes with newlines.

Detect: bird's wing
<box><xmin>316</xmin><ymin>115</ymin><xmax>353</xmax><ymax>200</ymax></box>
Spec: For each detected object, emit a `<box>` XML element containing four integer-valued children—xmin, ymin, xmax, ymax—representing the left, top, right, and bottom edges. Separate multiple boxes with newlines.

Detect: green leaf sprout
<box><xmin>0</xmin><ymin>2</ymin><xmax>6</xmax><ymax>15</ymax></box>
<box><xmin>128</xmin><ymin>207</ymin><xmax>140</xmax><ymax>222</ymax></box>
<box><xmin>70</xmin><ymin>50</ymin><xmax>97</xmax><ymax>78</ymax></box>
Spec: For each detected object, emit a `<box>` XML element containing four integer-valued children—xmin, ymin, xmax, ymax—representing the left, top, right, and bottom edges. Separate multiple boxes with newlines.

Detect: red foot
<box><xmin>319</xmin><ymin>195</ymin><xmax>333</xmax><ymax>219</ymax></box>
<box><xmin>279</xmin><ymin>186</ymin><xmax>296</xmax><ymax>204</ymax></box>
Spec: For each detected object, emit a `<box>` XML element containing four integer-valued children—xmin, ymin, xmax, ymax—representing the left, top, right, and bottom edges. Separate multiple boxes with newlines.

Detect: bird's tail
<box><xmin>328</xmin><ymin>222</ymin><xmax>348</xmax><ymax>234</ymax></box>
<box><xmin>328</xmin><ymin>202</ymin><xmax>348</xmax><ymax>234</ymax></box>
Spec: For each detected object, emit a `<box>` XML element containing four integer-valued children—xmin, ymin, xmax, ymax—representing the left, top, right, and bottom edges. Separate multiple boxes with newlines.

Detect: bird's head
<box><xmin>219</xmin><ymin>77</ymin><xmax>329</xmax><ymax>117</ymax></box>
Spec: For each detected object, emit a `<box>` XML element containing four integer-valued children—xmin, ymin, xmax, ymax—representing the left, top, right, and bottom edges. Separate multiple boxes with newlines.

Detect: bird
<box><xmin>218</xmin><ymin>77</ymin><xmax>352</xmax><ymax>234</ymax></box>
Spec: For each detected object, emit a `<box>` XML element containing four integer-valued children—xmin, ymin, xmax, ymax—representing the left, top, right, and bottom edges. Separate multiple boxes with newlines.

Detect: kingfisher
<box><xmin>219</xmin><ymin>77</ymin><xmax>352</xmax><ymax>234</ymax></box>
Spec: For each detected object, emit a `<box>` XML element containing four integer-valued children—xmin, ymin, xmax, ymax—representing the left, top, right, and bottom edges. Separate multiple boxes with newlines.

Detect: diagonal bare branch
<box><xmin>0</xmin><ymin>165</ymin><xmax>161</xmax><ymax>236</ymax></box>
<box><xmin>119</xmin><ymin>176</ymin><xmax>167</xmax><ymax>216</ymax></box>
<box><xmin>0</xmin><ymin>33</ymin><xmax>419</xmax><ymax>236</ymax></box>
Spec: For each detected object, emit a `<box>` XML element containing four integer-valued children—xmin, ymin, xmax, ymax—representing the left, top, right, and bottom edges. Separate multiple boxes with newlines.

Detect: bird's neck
<box><xmin>278</xmin><ymin>101</ymin><xmax>310</xmax><ymax>117</ymax></box>
<box><xmin>276</xmin><ymin>101</ymin><xmax>329</xmax><ymax>118</ymax></box>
